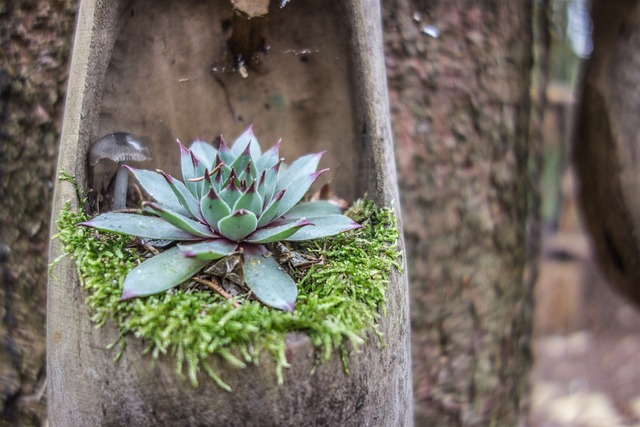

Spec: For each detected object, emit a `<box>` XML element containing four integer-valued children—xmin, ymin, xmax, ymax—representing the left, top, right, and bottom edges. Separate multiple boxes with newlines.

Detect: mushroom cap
<box><xmin>89</xmin><ymin>132</ymin><xmax>152</xmax><ymax>166</ymax></box>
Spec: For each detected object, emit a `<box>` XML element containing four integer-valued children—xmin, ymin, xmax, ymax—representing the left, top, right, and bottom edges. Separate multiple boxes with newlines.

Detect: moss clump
<box><xmin>53</xmin><ymin>190</ymin><xmax>401</xmax><ymax>391</ymax></box>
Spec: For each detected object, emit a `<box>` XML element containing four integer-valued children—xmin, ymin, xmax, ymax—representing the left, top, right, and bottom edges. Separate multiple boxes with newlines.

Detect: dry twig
<box><xmin>193</xmin><ymin>276</ymin><xmax>242</xmax><ymax>308</ymax></box>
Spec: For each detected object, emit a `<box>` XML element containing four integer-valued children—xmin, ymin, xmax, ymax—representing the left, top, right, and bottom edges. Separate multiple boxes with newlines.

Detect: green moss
<box><xmin>53</xmin><ymin>189</ymin><xmax>401</xmax><ymax>391</ymax></box>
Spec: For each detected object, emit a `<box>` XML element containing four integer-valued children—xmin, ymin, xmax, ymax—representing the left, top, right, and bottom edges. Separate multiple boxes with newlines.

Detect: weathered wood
<box><xmin>574</xmin><ymin>0</ymin><xmax>640</xmax><ymax>307</ymax></box>
<box><xmin>382</xmin><ymin>1</ymin><xmax>533</xmax><ymax>425</ymax></box>
<box><xmin>47</xmin><ymin>0</ymin><xmax>412</xmax><ymax>425</ymax></box>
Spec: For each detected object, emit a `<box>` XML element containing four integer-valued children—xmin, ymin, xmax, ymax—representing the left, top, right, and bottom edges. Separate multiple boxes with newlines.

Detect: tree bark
<box><xmin>382</xmin><ymin>1</ymin><xmax>533</xmax><ymax>425</ymax></box>
<box><xmin>574</xmin><ymin>0</ymin><xmax>640</xmax><ymax>307</ymax></box>
<box><xmin>0</xmin><ymin>1</ymin><xmax>76</xmax><ymax>425</ymax></box>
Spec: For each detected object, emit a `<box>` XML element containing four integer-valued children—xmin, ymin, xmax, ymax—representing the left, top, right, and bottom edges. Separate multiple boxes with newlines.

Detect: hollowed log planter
<box><xmin>47</xmin><ymin>0</ymin><xmax>412</xmax><ymax>425</ymax></box>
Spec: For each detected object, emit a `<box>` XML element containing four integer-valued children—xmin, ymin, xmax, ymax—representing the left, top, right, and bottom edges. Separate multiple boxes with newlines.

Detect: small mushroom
<box><xmin>89</xmin><ymin>132</ymin><xmax>151</xmax><ymax>211</ymax></box>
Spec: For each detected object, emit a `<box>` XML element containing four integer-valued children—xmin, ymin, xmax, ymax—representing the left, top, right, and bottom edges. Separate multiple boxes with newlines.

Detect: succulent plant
<box><xmin>79</xmin><ymin>127</ymin><xmax>361</xmax><ymax>311</ymax></box>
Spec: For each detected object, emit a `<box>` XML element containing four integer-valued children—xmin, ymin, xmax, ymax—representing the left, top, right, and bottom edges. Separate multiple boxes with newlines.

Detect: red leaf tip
<box><xmin>120</xmin><ymin>289</ymin><xmax>137</xmax><ymax>301</ymax></box>
<box><xmin>312</xmin><ymin>168</ymin><xmax>330</xmax><ymax>180</ymax></box>
<box><xmin>283</xmin><ymin>301</ymin><xmax>295</xmax><ymax>313</ymax></box>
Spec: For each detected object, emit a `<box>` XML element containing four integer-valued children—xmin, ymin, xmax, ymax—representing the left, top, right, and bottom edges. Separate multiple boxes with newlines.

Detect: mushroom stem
<box><xmin>113</xmin><ymin>165</ymin><xmax>129</xmax><ymax>210</ymax></box>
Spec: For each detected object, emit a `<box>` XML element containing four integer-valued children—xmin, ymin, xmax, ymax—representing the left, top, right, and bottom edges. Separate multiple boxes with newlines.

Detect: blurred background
<box><xmin>528</xmin><ymin>1</ymin><xmax>640</xmax><ymax>426</ymax></box>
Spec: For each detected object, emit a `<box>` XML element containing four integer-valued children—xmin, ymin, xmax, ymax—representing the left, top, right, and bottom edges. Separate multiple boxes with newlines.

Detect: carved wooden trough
<box><xmin>48</xmin><ymin>0</ymin><xmax>412</xmax><ymax>425</ymax></box>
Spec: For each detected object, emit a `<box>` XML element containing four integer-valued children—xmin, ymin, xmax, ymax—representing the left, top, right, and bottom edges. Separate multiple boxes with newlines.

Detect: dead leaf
<box><xmin>204</xmin><ymin>253</ymin><xmax>245</xmax><ymax>285</ymax></box>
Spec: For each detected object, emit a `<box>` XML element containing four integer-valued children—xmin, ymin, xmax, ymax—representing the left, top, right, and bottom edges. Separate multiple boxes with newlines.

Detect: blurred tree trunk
<box><xmin>382</xmin><ymin>1</ymin><xmax>533</xmax><ymax>425</ymax></box>
<box><xmin>574</xmin><ymin>0</ymin><xmax>640</xmax><ymax>307</ymax></box>
<box><xmin>0</xmin><ymin>1</ymin><xmax>76</xmax><ymax>425</ymax></box>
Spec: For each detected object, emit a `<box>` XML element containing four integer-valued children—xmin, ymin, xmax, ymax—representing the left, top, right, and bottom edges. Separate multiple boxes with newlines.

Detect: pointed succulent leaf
<box><xmin>237</xmin><ymin>159</ymin><xmax>258</xmax><ymax>183</ymax></box>
<box><xmin>233</xmin><ymin>181</ymin><xmax>263</xmax><ymax>216</ymax></box>
<box><xmin>203</xmin><ymin>166</ymin><xmax>216</xmax><ymax>189</ymax></box>
<box><xmin>245</xmin><ymin>218</ymin><xmax>311</xmax><ymax>244</ymax></box>
<box><xmin>189</xmin><ymin>139</ymin><xmax>217</xmax><ymax>167</ymax></box>
<box><xmin>178</xmin><ymin>139</ymin><xmax>195</xmax><ymax>176</ymax></box>
<box><xmin>212</xmin><ymin>160</ymin><xmax>224</xmax><ymax>186</ymax></box>
<box><xmin>257</xmin><ymin>169</ymin><xmax>266</xmax><ymax>188</ymax></box>
<box><xmin>261</xmin><ymin>160</ymin><xmax>281</xmax><ymax>206</ymax></box>
<box><xmin>143</xmin><ymin>201</ymin><xmax>215</xmax><ymax>238</ymax></box>
<box><xmin>256</xmin><ymin>140</ymin><xmax>281</xmax><ymax>172</ymax></box>
<box><xmin>243</xmin><ymin>246</ymin><xmax>297</xmax><ymax>312</ymax></box>
<box><xmin>229</xmin><ymin>145</ymin><xmax>253</xmax><ymax>179</ymax></box>
<box><xmin>231</xmin><ymin>125</ymin><xmax>261</xmax><ymax>160</ymax></box>
<box><xmin>257</xmin><ymin>189</ymin><xmax>285</xmax><ymax>227</ymax></box>
<box><xmin>192</xmin><ymin>152</ymin><xmax>209</xmax><ymax>198</ymax></box>
<box><xmin>256</xmin><ymin>170</ymin><xmax>267</xmax><ymax>204</ymax></box>
<box><xmin>273</xmin><ymin>169</ymin><xmax>328</xmax><ymax>219</ymax></box>
<box><xmin>221</xmin><ymin>167</ymin><xmax>239</xmax><ymax>188</ymax></box>
<box><xmin>213</xmin><ymin>159</ymin><xmax>232</xmax><ymax>191</ymax></box>
<box><xmin>125</xmin><ymin>167</ymin><xmax>189</xmax><ymax>216</ymax></box>
<box><xmin>217</xmin><ymin>137</ymin><xmax>236</xmax><ymax>165</ymax></box>
<box><xmin>217</xmin><ymin>209</ymin><xmax>258</xmax><ymax>241</ymax></box>
<box><xmin>283</xmin><ymin>200</ymin><xmax>341</xmax><ymax>219</ymax></box>
<box><xmin>219</xmin><ymin>174</ymin><xmax>243</xmax><ymax>207</ymax></box>
<box><xmin>276</xmin><ymin>152</ymin><xmax>324</xmax><ymax>192</ymax></box>
<box><xmin>179</xmin><ymin>141</ymin><xmax>206</xmax><ymax>198</ymax></box>
<box><xmin>284</xmin><ymin>214</ymin><xmax>362</xmax><ymax>241</ymax></box>
<box><xmin>79</xmin><ymin>213</ymin><xmax>203</xmax><ymax>240</ymax></box>
<box><xmin>158</xmin><ymin>170</ymin><xmax>201</xmax><ymax>219</ymax></box>
<box><xmin>178</xmin><ymin>239</ymin><xmax>238</xmax><ymax>260</ymax></box>
<box><xmin>197</xmin><ymin>167</ymin><xmax>213</xmax><ymax>203</ymax></box>
<box><xmin>121</xmin><ymin>247</ymin><xmax>209</xmax><ymax>300</ymax></box>
<box><xmin>200</xmin><ymin>187</ymin><xmax>231</xmax><ymax>232</ymax></box>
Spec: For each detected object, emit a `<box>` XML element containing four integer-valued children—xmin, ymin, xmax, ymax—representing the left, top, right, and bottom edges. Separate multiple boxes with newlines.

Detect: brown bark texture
<box><xmin>382</xmin><ymin>1</ymin><xmax>533</xmax><ymax>425</ymax></box>
<box><xmin>574</xmin><ymin>0</ymin><xmax>640</xmax><ymax>307</ymax></box>
<box><xmin>0</xmin><ymin>1</ymin><xmax>76</xmax><ymax>425</ymax></box>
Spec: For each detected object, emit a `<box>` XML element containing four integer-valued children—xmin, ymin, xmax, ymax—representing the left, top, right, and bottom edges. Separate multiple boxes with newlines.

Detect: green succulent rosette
<box><xmin>80</xmin><ymin>127</ymin><xmax>361</xmax><ymax>311</ymax></box>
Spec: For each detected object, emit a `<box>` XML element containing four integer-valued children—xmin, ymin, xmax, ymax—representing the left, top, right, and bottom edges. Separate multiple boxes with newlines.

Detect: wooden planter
<box><xmin>47</xmin><ymin>0</ymin><xmax>412</xmax><ymax>425</ymax></box>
